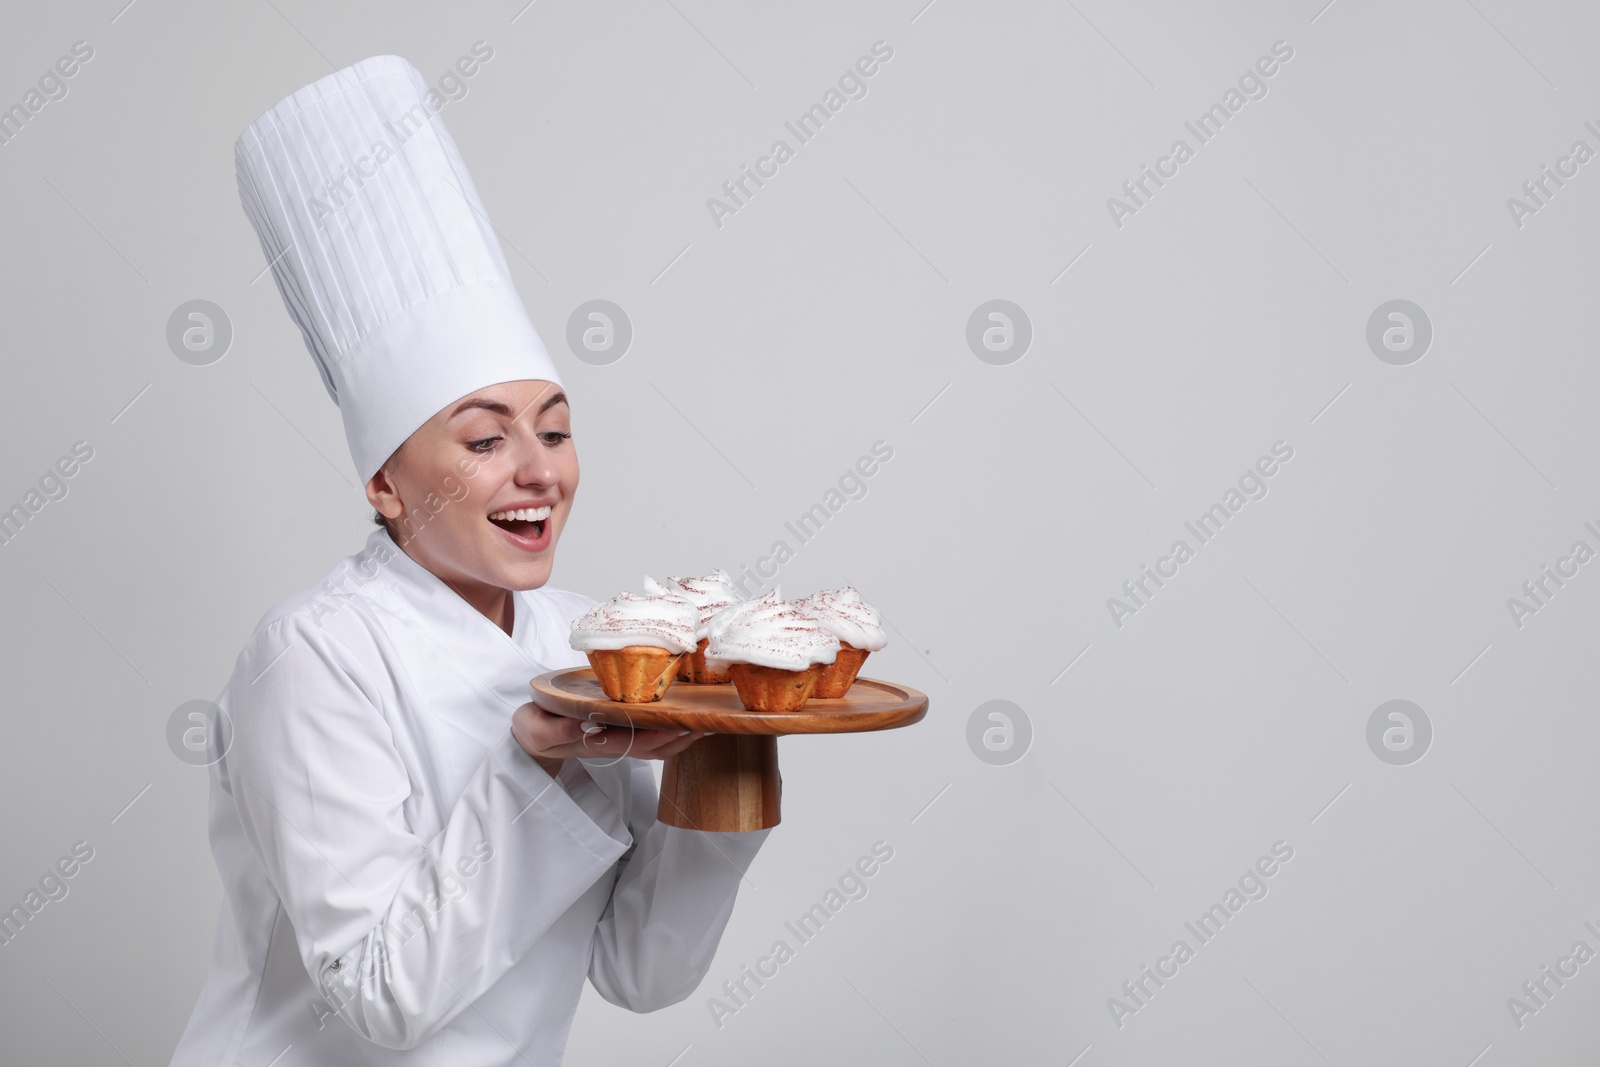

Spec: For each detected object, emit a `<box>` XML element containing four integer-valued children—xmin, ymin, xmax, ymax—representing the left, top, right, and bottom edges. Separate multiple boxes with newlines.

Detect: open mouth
<box><xmin>488</xmin><ymin>505</ymin><xmax>552</xmax><ymax>541</ymax></box>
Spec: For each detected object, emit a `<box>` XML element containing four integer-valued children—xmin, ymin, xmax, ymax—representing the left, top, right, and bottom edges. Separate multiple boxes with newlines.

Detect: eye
<box><xmin>468</xmin><ymin>436</ymin><xmax>502</xmax><ymax>453</ymax></box>
<box><xmin>540</xmin><ymin>431</ymin><xmax>572</xmax><ymax>446</ymax></box>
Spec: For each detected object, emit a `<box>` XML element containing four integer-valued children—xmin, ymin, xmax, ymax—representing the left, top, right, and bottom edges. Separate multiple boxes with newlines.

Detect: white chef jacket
<box><xmin>168</xmin><ymin>528</ymin><xmax>769</xmax><ymax>1066</ymax></box>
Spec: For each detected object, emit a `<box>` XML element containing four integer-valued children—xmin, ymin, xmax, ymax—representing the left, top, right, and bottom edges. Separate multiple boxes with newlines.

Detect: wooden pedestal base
<box><xmin>657</xmin><ymin>733</ymin><xmax>780</xmax><ymax>831</ymax></box>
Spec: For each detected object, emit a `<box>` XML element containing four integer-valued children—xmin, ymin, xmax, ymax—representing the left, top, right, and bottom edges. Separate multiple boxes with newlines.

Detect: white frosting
<box><xmin>796</xmin><ymin>585</ymin><xmax>888</xmax><ymax>651</ymax></box>
<box><xmin>704</xmin><ymin>588</ymin><xmax>839</xmax><ymax>671</ymax></box>
<box><xmin>644</xmin><ymin>570</ymin><xmax>742</xmax><ymax>638</ymax></box>
<box><xmin>569</xmin><ymin>590</ymin><xmax>698</xmax><ymax>653</ymax></box>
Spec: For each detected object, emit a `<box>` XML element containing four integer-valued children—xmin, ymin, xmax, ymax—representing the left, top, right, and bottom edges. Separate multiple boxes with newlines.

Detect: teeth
<box><xmin>490</xmin><ymin>506</ymin><xmax>552</xmax><ymax>522</ymax></box>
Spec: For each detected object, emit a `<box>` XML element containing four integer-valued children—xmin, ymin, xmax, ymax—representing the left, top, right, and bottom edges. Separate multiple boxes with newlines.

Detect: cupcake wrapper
<box><xmin>587</xmin><ymin>646</ymin><xmax>684</xmax><ymax>702</ymax></box>
<box><xmin>678</xmin><ymin>637</ymin><xmax>733</xmax><ymax>684</ymax></box>
<box><xmin>727</xmin><ymin>662</ymin><xmax>823</xmax><ymax>713</ymax></box>
<box><xmin>812</xmin><ymin>644</ymin><xmax>869</xmax><ymax>699</ymax></box>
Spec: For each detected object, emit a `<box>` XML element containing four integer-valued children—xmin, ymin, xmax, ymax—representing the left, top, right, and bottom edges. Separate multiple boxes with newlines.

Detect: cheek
<box><xmin>551</xmin><ymin>448</ymin><xmax>579</xmax><ymax>501</ymax></box>
<box><xmin>415</xmin><ymin>458</ymin><xmax>482</xmax><ymax>529</ymax></box>
<box><xmin>457</xmin><ymin>463</ymin><xmax>498</xmax><ymax>508</ymax></box>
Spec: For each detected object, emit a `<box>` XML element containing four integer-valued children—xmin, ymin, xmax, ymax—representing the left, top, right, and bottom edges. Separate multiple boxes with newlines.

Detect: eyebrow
<box><xmin>450</xmin><ymin>391</ymin><xmax>568</xmax><ymax>419</ymax></box>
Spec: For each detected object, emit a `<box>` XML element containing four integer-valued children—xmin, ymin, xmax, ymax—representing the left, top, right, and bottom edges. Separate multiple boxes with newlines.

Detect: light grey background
<box><xmin>2</xmin><ymin>0</ymin><xmax>1596</xmax><ymax>1064</ymax></box>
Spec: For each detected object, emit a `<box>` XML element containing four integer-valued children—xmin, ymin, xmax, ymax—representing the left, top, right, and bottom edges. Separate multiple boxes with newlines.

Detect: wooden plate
<box><xmin>530</xmin><ymin>668</ymin><xmax>928</xmax><ymax>736</ymax></box>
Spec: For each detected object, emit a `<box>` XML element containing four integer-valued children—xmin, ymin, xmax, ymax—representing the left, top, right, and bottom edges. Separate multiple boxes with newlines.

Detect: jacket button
<box><xmin>331</xmin><ymin>959</ymin><xmax>341</xmax><ymax>971</ymax></box>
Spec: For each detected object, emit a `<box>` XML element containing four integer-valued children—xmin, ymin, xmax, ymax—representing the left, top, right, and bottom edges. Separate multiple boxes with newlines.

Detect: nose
<box><xmin>509</xmin><ymin>431</ymin><xmax>557</xmax><ymax>488</ymax></box>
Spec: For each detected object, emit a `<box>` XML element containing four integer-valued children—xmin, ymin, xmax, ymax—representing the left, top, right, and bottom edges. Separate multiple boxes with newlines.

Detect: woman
<box><xmin>169</xmin><ymin>56</ymin><xmax>769</xmax><ymax>1066</ymax></box>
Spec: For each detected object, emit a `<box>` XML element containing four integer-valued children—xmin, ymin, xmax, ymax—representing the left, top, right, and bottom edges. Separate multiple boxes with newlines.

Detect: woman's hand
<box><xmin>512</xmin><ymin>700</ymin><xmax>709</xmax><ymax>777</ymax></box>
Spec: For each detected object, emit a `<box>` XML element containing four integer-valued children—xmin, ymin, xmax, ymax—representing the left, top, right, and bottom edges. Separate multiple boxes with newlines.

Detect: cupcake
<box><xmin>644</xmin><ymin>570</ymin><xmax>742</xmax><ymax>683</ymax></box>
<box><xmin>569</xmin><ymin>590</ymin><xmax>698</xmax><ymax>702</ymax></box>
<box><xmin>796</xmin><ymin>586</ymin><xmax>889</xmax><ymax>698</ymax></box>
<box><xmin>704</xmin><ymin>588</ymin><xmax>840</xmax><ymax>712</ymax></box>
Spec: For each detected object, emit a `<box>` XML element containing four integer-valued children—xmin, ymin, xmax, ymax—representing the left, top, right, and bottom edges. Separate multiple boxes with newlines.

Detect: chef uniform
<box><xmin>168</xmin><ymin>55</ymin><xmax>768</xmax><ymax>1066</ymax></box>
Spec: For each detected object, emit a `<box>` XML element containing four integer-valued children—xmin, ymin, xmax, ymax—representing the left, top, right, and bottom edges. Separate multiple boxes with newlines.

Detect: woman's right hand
<box><xmin>512</xmin><ymin>700</ymin><xmax>708</xmax><ymax>777</ymax></box>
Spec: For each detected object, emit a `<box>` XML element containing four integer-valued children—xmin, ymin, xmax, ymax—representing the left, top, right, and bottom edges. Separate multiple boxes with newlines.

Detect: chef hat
<box><xmin>234</xmin><ymin>54</ymin><xmax>561</xmax><ymax>484</ymax></box>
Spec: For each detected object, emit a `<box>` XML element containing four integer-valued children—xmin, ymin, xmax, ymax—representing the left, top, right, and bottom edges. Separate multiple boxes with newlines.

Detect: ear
<box><xmin>365</xmin><ymin>462</ymin><xmax>406</xmax><ymax>521</ymax></box>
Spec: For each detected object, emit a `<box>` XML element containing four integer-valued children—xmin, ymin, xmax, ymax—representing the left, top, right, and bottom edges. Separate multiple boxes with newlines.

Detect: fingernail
<box><xmin>678</xmin><ymin>729</ymin><xmax>691</xmax><ymax>736</ymax></box>
<box><xmin>582</xmin><ymin>723</ymin><xmax>604</xmax><ymax>735</ymax></box>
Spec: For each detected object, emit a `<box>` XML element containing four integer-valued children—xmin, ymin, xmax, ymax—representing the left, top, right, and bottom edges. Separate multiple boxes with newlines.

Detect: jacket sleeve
<box><xmin>220</xmin><ymin>613</ymin><xmax>633</xmax><ymax>1050</ymax></box>
<box><xmin>586</xmin><ymin>757</ymin><xmax>771</xmax><ymax>1011</ymax></box>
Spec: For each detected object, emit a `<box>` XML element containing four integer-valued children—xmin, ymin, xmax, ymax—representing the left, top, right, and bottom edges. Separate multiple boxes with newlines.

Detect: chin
<box><xmin>497</xmin><ymin>559</ymin><xmax>555</xmax><ymax>591</ymax></box>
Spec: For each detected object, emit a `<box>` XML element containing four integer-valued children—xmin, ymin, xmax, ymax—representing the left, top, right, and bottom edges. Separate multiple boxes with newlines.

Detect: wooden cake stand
<box><xmin>530</xmin><ymin>669</ymin><xmax>928</xmax><ymax>832</ymax></box>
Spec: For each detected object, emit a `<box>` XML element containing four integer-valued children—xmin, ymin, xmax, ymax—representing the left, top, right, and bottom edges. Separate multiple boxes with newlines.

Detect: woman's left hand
<box><xmin>512</xmin><ymin>700</ymin><xmax>708</xmax><ymax>769</ymax></box>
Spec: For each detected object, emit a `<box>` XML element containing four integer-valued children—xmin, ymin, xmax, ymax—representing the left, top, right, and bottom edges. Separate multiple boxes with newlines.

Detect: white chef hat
<box><xmin>234</xmin><ymin>54</ymin><xmax>561</xmax><ymax>484</ymax></box>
